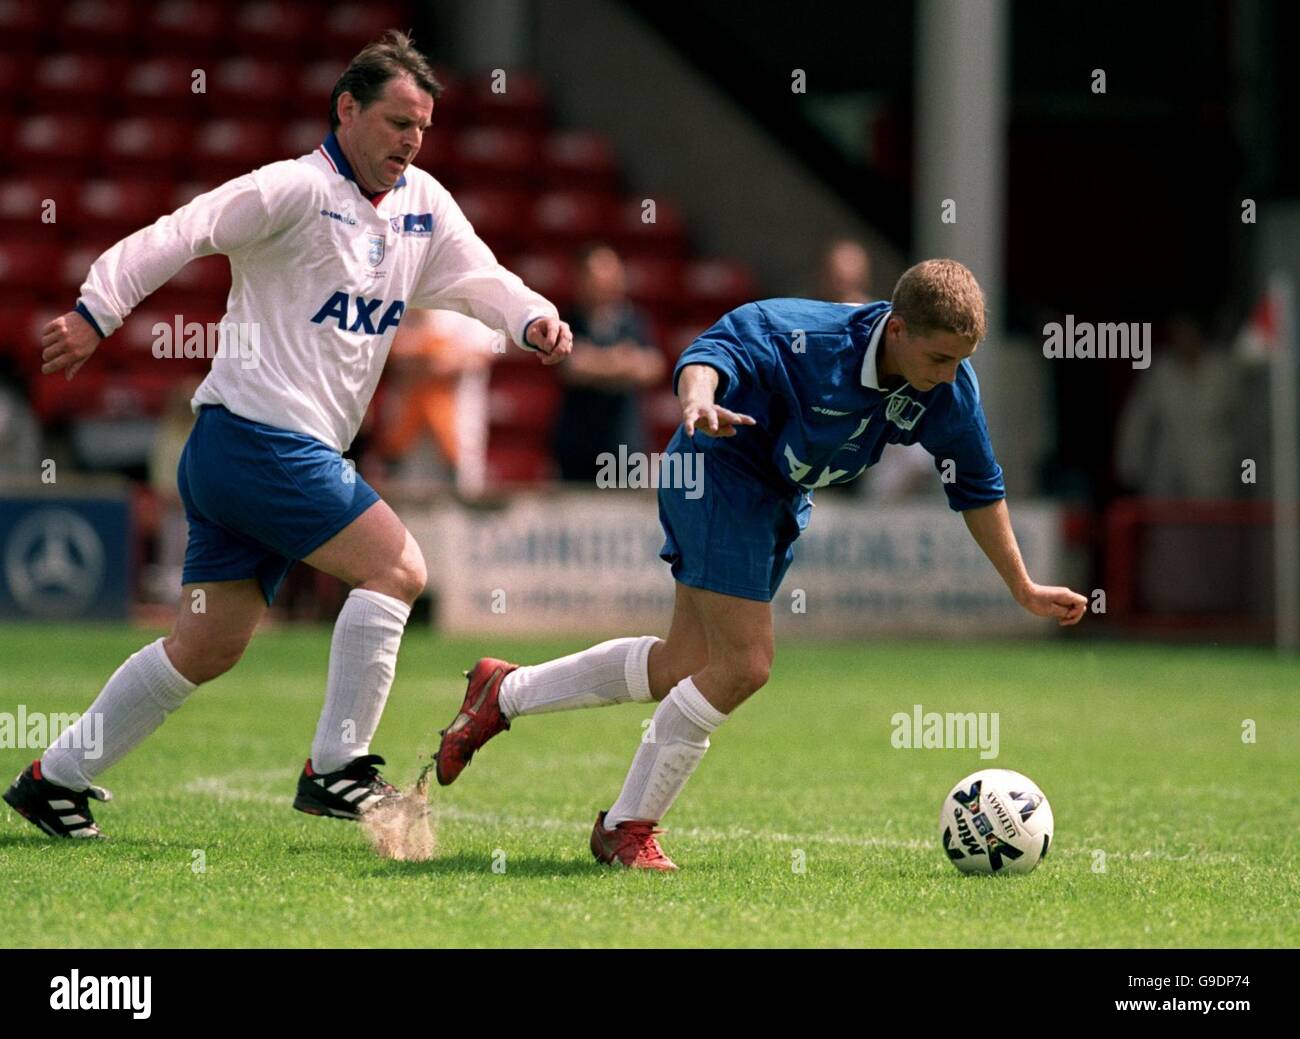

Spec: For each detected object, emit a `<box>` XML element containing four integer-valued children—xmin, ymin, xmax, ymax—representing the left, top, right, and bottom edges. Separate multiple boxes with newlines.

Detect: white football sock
<box><xmin>41</xmin><ymin>638</ymin><xmax>197</xmax><ymax>791</ymax></box>
<box><xmin>310</xmin><ymin>588</ymin><xmax>410</xmax><ymax>774</ymax></box>
<box><xmin>603</xmin><ymin>676</ymin><xmax>727</xmax><ymax>828</ymax></box>
<box><xmin>497</xmin><ymin>636</ymin><xmax>656</xmax><ymax>720</ymax></box>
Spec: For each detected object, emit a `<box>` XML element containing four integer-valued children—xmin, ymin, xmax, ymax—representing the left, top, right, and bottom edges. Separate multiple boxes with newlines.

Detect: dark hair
<box><xmin>329</xmin><ymin>29</ymin><xmax>442</xmax><ymax>131</ymax></box>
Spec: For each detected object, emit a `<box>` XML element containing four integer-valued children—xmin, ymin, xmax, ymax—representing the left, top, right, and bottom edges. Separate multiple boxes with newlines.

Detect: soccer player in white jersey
<box><xmin>3</xmin><ymin>31</ymin><xmax>572</xmax><ymax>838</ymax></box>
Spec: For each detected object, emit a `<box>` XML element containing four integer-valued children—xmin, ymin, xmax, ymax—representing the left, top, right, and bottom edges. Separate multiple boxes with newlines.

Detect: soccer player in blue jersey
<box><xmin>435</xmin><ymin>259</ymin><xmax>1086</xmax><ymax>869</ymax></box>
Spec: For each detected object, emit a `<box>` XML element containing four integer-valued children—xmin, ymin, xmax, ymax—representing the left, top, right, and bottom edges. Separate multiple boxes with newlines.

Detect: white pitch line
<box><xmin>178</xmin><ymin>773</ymin><xmax>1244</xmax><ymax>863</ymax></box>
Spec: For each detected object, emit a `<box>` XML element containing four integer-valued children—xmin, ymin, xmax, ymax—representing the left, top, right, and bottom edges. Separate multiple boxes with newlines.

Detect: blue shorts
<box><xmin>657</xmin><ymin>429</ymin><xmax>813</xmax><ymax>602</ymax></box>
<box><xmin>177</xmin><ymin>404</ymin><xmax>380</xmax><ymax>605</ymax></box>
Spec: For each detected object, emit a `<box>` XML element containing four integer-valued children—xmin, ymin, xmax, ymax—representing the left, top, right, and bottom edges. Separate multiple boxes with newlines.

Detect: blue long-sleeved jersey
<box><xmin>672</xmin><ymin>298</ymin><xmax>1005</xmax><ymax>510</ymax></box>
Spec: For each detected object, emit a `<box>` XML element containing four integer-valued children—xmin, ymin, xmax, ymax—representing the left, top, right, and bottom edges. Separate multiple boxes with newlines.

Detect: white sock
<box><xmin>604</xmin><ymin>676</ymin><xmax>727</xmax><ymax>828</ymax></box>
<box><xmin>41</xmin><ymin>638</ymin><xmax>197</xmax><ymax>791</ymax></box>
<box><xmin>497</xmin><ymin>636</ymin><xmax>656</xmax><ymax>720</ymax></box>
<box><xmin>311</xmin><ymin>588</ymin><xmax>410</xmax><ymax>774</ymax></box>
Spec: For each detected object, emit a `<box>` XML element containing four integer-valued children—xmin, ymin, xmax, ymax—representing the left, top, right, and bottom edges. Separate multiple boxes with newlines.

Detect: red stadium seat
<box><xmin>13</xmin><ymin>115</ymin><xmax>99</xmax><ymax>170</ymax></box>
<box><xmin>31</xmin><ymin>54</ymin><xmax>120</xmax><ymax>113</ymax></box>
<box><xmin>322</xmin><ymin>4</ymin><xmax>405</xmax><ymax>57</ymax></box>
<box><xmin>452</xmin><ymin>127</ymin><xmax>542</xmax><ymax>188</ymax></box>
<box><xmin>541</xmin><ymin>130</ymin><xmax>620</xmax><ymax>191</ymax></box>
<box><xmin>509</xmin><ymin>252</ymin><xmax>578</xmax><ymax>311</ymax></box>
<box><xmin>429</xmin><ymin>66</ymin><xmax>467</xmax><ymax>127</ymax></box>
<box><xmin>121</xmin><ymin>57</ymin><xmax>201</xmax><ymax>117</ymax></box>
<box><xmin>281</xmin><ymin>119</ymin><xmax>325</xmax><ymax>160</ymax></box>
<box><xmin>455</xmin><ymin>188</ymin><xmax>535</xmax><ymax>253</ymax></box>
<box><xmin>0</xmin><ymin>177</ymin><xmax>80</xmax><ymax>232</ymax></box>
<box><xmin>78</xmin><ymin>180</ymin><xmax>171</xmax><ymax>235</ymax></box>
<box><xmin>235</xmin><ymin>2</ymin><xmax>315</xmax><ymax>57</ymax></box>
<box><xmin>663</xmin><ymin>321</ymin><xmax>710</xmax><ymax>359</ymax></box>
<box><xmin>0</xmin><ymin>55</ymin><xmax>33</xmax><ymax>102</ymax></box>
<box><xmin>464</xmin><ymin>70</ymin><xmax>548</xmax><ymax>129</ymax></box>
<box><xmin>0</xmin><ymin>239</ymin><xmax>65</xmax><ymax>292</ymax></box>
<box><xmin>611</xmin><ymin>196</ymin><xmax>689</xmax><ymax>258</ymax></box>
<box><xmin>644</xmin><ymin>387</ymin><xmax>686</xmax><ymax>450</ymax></box>
<box><xmin>191</xmin><ymin>119</ymin><xmax>279</xmax><ymax>177</ymax></box>
<box><xmin>488</xmin><ymin>367</ymin><xmax>561</xmax><ymax>434</ymax></box>
<box><xmin>295</xmin><ymin>60</ymin><xmax>345</xmax><ymax>119</ymax></box>
<box><xmin>485</xmin><ymin>444</ymin><xmax>555</xmax><ymax>486</ymax></box>
<box><xmin>412</xmin><ymin>126</ymin><xmax>458</xmax><ymax>180</ymax></box>
<box><xmin>30</xmin><ymin>369</ymin><xmax>109</xmax><ymax>423</ymax></box>
<box><xmin>98</xmin><ymin>371</ymin><xmax>185</xmax><ymax>418</ymax></box>
<box><xmin>56</xmin><ymin>0</ymin><xmax>141</xmax><ymax>53</ymax></box>
<box><xmin>60</xmin><ymin>239</ymin><xmax>117</xmax><ymax>295</ymax></box>
<box><xmin>0</xmin><ymin>304</ymin><xmax>43</xmax><ymax>376</ymax></box>
<box><xmin>103</xmin><ymin>117</ymin><xmax>193</xmax><ymax>175</ymax></box>
<box><xmin>32</xmin><ymin>368</ymin><xmax>186</xmax><ymax>420</ymax></box>
<box><xmin>682</xmin><ymin>258</ymin><xmax>759</xmax><ymax>317</ymax></box>
<box><xmin>208</xmin><ymin>59</ymin><xmax>294</xmax><ymax>118</ymax></box>
<box><xmin>532</xmin><ymin>190</ymin><xmax>617</xmax><ymax>244</ymax></box>
<box><xmin>145</xmin><ymin>0</ymin><xmax>228</xmax><ymax>54</ymax></box>
<box><xmin>0</xmin><ymin>0</ymin><xmax>42</xmax><ymax>52</ymax></box>
<box><xmin>623</xmin><ymin>256</ymin><xmax>683</xmax><ymax>310</ymax></box>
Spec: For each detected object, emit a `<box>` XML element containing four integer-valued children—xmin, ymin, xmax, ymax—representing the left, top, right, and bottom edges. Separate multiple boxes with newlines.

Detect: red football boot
<box><xmin>589</xmin><ymin>810</ymin><xmax>679</xmax><ymax>871</ymax></box>
<box><xmin>434</xmin><ymin>658</ymin><xmax>518</xmax><ymax>786</ymax></box>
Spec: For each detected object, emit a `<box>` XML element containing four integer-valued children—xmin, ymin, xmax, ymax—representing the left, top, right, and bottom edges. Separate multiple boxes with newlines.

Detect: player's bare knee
<box><xmin>715</xmin><ymin>654</ymin><xmax>769</xmax><ymax>700</ymax></box>
<box><xmin>360</xmin><ymin>546</ymin><xmax>426</xmax><ymax>605</ymax></box>
<box><xmin>165</xmin><ymin>634</ymin><xmax>246</xmax><ymax>685</ymax></box>
<box><xmin>390</xmin><ymin>551</ymin><xmax>427</xmax><ymax>605</ymax></box>
<box><xmin>737</xmin><ymin>656</ymin><xmax>771</xmax><ymax>696</ymax></box>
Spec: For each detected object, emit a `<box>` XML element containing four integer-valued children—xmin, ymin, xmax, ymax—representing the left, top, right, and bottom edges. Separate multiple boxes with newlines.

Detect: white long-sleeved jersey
<box><xmin>76</xmin><ymin>133</ymin><xmax>558</xmax><ymax>452</ymax></box>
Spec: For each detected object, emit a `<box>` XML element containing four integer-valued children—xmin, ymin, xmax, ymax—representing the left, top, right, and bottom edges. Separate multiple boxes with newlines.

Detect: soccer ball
<box><xmin>939</xmin><ymin>768</ymin><xmax>1054</xmax><ymax>876</ymax></box>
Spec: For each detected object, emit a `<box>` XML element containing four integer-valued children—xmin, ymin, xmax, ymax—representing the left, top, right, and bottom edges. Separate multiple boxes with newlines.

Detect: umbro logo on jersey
<box><xmin>310</xmin><ymin>291</ymin><xmax>406</xmax><ymax>335</ymax></box>
<box><xmin>811</xmin><ymin>406</ymin><xmax>851</xmax><ymax>416</ymax></box>
<box><xmin>390</xmin><ymin>212</ymin><xmax>434</xmax><ymax>235</ymax></box>
<box><xmin>319</xmin><ymin>207</ymin><xmax>358</xmax><ymax>226</ymax></box>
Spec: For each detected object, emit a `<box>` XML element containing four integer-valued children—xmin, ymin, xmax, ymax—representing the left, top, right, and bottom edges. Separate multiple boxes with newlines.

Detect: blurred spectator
<box><xmin>378</xmin><ymin>308</ymin><xmax>499</xmax><ymax>498</ymax></box>
<box><xmin>1116</xmin><ymin>314</ymin><xmax>1245</xmax><ymax>497</ymax></box>
<box><xmin>553</xmin><ymin>245</ymin><xmax>665</xmax><ymax>482</ymax></box>
<box><xmin>145</xmin><ymin>375</ymin><xmax>202</xmax><ymax>602</ymax></box>
<box><xmin>0</xmin><ymin>359</ymin><xmax>41</xmax><ymax>480</ymax></box>
<box><xmin>818</xmin><ymin>237</ymin><xmax>874</xmax><ymax>304</ymax></box>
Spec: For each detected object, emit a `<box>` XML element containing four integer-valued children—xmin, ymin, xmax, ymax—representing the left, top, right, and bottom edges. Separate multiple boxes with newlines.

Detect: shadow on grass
<box><xmin>363</xmin><ymin>851</ymin><xmax>608</xmax><ymax>879</ymax></box>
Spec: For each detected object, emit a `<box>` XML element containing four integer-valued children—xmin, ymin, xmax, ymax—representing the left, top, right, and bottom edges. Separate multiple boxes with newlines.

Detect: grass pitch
<box><xmin>1</xmin><ymin>623</ymin><xmax>1296</xmax><ymax>948</ymax></box>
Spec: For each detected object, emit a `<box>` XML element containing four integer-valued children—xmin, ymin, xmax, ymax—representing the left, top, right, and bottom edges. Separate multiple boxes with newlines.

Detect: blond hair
<box><xmin>890</xmin><ymin>259</ymin><xmax>987</xmax><ymax>343</ymax></box>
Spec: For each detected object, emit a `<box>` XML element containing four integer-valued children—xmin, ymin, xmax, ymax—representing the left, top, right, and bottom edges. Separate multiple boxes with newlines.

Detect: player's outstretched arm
<box><xmin>961</xmin><ymin>499</ymin><xmax>1087</xmax><ymax>626</ymax></box>
<box><xmin>678</xmin><ymin>363</ymin><xmax>755</xmax><ymax>437</ymax></box>
<box><xmin>41</xmin><ymin>310</ymin><xmax>100</xmax><ymax>381</ymax></box>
